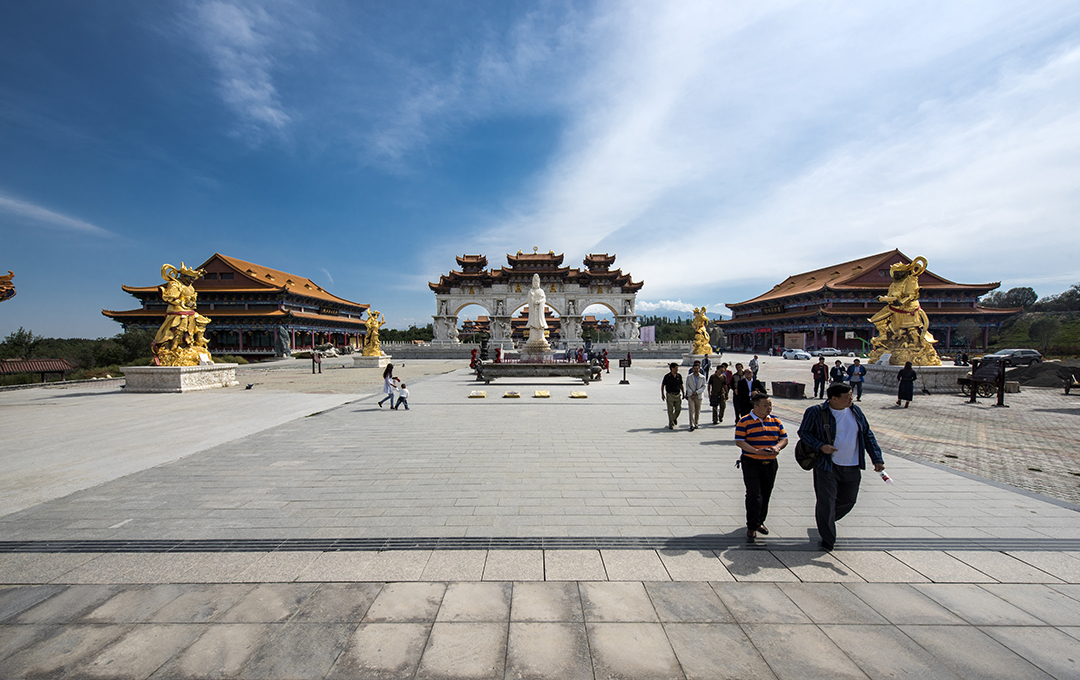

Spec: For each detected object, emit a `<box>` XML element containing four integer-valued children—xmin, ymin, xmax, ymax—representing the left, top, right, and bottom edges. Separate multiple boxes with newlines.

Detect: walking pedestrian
<box><xmin>896</xmin><ymin>361</ymin><xmax>917</xmax><ymax>408</ymax></box>
<box><xmin>708</xmin><ymin>362</ymin><xmax>730</xmax><ymax>424</ymax></box>
<box><xmin>830</xmin><ymin>360</ymin><xmax>846</xmax><ymax>384</ymax></box>
<box><xmin>393</xmin><ymin>382</ymin><xmax>410</xmax><ymax>410</ymax></box>
<box><xmin>749</xmin><ymin>355</ymin><xmax>760</xmax><ymax>381</ymax></box>
<box><xmin>378</xmin><ymin>364</ymin><xmax>397</xmax><ymax>408</ymax></box>
<box><xmin>735</xmin><ymin>393</ymin><xmax>788</xmax><ymax>540</ymax></box>
<box><xmin>811</xmin><ymin>357</ymin><xmax>828</xmax><ymax>399</ymax></box>
<box><xmin>846</xmin><ymin>359</ymin><xmax>866</xmax><ymax>401</ymax></box>
<box><xmin>797</xmin><ymin>383</ymin><xmax>885</xmax><ymax>551</ymax></box>
<box><xmin>733</xmin><ymin>368</ymin><xmax>754</xmax><ymax>421</ymax></box>
<box><xmin>686</xmin><ymin>360</ymin><xmax>707</xmax><ymax>431</ymax></box>
<box><xmin>661</xmin><ymin>362</ymin><xmax>685</xmax><ymax>430</ymax></box>
<box><xmin>701</xmin><ymin>355</ymin><xmax>711</xmax><ymax>380</ymax></box>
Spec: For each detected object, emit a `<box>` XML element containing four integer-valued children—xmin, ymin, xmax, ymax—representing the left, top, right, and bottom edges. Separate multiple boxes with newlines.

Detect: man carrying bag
<box><xmin>796</xmin><ymin>383</ymin><xmax>885</xmax><ymax>551</ymax></box>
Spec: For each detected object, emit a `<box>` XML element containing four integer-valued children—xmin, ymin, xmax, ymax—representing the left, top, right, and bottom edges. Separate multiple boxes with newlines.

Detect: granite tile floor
<box><xmin>2</xmin><ymin>356</ymin><xmax>1079</xmax><ymax>678</ymax></box>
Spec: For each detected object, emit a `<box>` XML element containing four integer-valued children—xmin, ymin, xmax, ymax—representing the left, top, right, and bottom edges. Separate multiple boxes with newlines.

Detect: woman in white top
<box><xmin>378</xmin><ymin>363</ymin><xmax>397</xmax><ymax>408</ymax></box>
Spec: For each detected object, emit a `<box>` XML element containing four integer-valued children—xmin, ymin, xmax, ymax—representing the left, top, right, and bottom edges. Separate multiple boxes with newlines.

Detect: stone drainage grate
<box><xmin>1</xmin><ymin>536</ymin><xmax>1079</xmax><ymax>553</ymax></box>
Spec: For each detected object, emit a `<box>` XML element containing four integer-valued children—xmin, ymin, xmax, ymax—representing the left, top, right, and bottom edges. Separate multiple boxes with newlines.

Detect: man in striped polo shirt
<box><xmin>735</xmin><ymin>392</ymin><xmax>788</xmax><ymax>540</ymax></box>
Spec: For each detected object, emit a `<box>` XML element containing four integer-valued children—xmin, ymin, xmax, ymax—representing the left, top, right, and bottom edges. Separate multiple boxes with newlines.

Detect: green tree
<box><xmin>113</xmin><ymin>328</ymin><xmax>156</xmax><ymax>362</ymax></box>
<box><xmin>639</xmin><ymin>315</ymin><xmax>694</xmax><ymax>342</ymax></box>
<box><xmin>1028</xmin><ymin>316</ymin><xmax>1061</xmax><ymax>350</ymax></box>
<box><xmin>1033</xmin><ymin>283</ymin><xmax>1080</xmax><ymax>312</ymax></box>
<box><xmin>954</xmin><ymin>319</ymin><xmax>981</xmax><ymax>348</ymax></box>
<box><xmin>1004</xmin><ymin>287</ymin><xmax>1037</xmax><ymax>308</ymax></box>
<box><xmin>982</xmin><ymin>287</ymin><xmax>1037</xmax><ymax>309</ymax></box>
<box><xmin>0</xmin><ymin>327</ymin><xmax>41</xmax><ymax>359</ymax></box>
<box><xmin>381</xmin><ymin>324</ymin><xmax>435</xmax><ymax>342</ymax></box>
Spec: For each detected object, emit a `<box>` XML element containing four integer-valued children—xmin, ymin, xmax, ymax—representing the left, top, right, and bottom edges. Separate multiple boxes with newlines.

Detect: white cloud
<box><xmin>466</xmin><ymin>1</ymin><xmax>1080</xmax><ymax>299</ymax></box>
<box><xmin>636</xmin><ymin>299</ymin><xmax>697</xmax><ymax>313</ymax></box>
<box><xmin>0</xmin><ymin>195</ymin><xmax>115</xmax><ymax>238</ymax></box>
<box><xmin>188</xmin><ymin>0</ymin><xmax>295</xmax><ymax>139</ymax></box>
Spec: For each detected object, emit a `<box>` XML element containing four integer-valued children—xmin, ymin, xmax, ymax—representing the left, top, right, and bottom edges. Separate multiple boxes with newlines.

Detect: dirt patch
<box><xmin>1006</xmin><ymin>359</ymin><xmax>1080</xmax><ymax>387</ymax></box>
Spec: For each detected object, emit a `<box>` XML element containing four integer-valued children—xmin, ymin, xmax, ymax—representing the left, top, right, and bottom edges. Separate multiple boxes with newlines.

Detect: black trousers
<box><xmin>740</xmin><ymin>456</ymin><xmax>777</xmax><ymax>529</ymax></box>
<box><xmin>813</xmin><ymin>378</ymin><xmax>827</xmax><ymax>398</ymax></box>
<box><xmin>850</xmin><ymin>381</ymin><xmax>863</xmax><ymax>399</ymax></box>
<box><xmin>814</xmin><ymin>464</ymin><xmax>862</xmax><ymax>546</ymax></box>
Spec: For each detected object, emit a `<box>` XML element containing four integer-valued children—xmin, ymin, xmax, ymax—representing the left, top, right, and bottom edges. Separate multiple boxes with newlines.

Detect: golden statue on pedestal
<box><xmin>362</xmin><ymin>310</ymin><xmax>386</xmax><ymax>356</ymax></box>
<box><xmin>868</xmin><ymin>256</ymin><xmax>942</xmax><ymax>366</ymax></box>
<box><xmin>691</xmin><ymin>307</ymin><xmax>712</xmax><ymax>356</ymax></box>
<box><xmin>152</xmin><ymin>263</ymin><xmax>213</xmax><ymax>366</ymax></box>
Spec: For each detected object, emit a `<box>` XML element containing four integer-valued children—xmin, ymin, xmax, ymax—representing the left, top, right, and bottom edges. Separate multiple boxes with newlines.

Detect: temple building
<box><xmin>103</xmin><ymin>253</ymin><xmax>370</xmax><ymax>360</ymax></box>
<box><xmin>718</xmin><ymin>250</ymin><xmax>1020</xmax><ymax>354</ymax></box>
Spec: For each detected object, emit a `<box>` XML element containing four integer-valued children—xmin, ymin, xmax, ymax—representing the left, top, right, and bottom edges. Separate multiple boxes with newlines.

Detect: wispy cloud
<box><xmin>0</xmin><ymin>195</ymin><xmax>115</xmax><ymax>237</ymax></box>
<box><xmin>319</xmin><ymin>267</ymin><xmax>334</xmax><ymax>286</ymax></box>
<box><xmin>465</xmin><ymin>1</ymin><xmax>1080</xmax><ymax>300</ymax></box>
<box><xmin>186</xmin><ymin>0</ymin><xmax>296</xmax><ymax>141</ymax></box>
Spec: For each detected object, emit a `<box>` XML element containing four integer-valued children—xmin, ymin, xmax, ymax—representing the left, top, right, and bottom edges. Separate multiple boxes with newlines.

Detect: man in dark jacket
<box><xmin>811</xmin><ymin>357</ymin><xmax>828</xmax><ymax>398</ymax></box>
<box><xmin>797</xmin><ymin>382</ymin><xmax>885</xmax><ymax>551</ymax></box>
<box><xmin>733</xmin><ymin>368</ymin><xmax>754</xmax><ymax>421</ymax></box>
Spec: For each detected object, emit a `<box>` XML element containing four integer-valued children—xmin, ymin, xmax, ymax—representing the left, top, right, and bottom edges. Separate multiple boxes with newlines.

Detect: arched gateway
<box><xmin>429</xmin><ymin>250</ymin><xmax>644</xmax><ymax>349</ymax></box>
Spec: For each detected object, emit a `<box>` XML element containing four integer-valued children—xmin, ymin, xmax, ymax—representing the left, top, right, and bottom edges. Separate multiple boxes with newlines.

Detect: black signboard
<box><xmin>972</xmin><ymin>358</ymin><xmax>1002</xmax><ymax>383</ymax></box>
<box><xmin>618</xmin><ymin>359</ymin><xmax>631</xmax><ymax>368</ymax></box>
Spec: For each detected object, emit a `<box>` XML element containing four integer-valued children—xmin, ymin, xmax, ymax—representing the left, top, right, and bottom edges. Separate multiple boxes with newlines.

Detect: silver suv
<box><xmin>980</xmin><ymin>348</ymin><xmax>1042</xmax><ymax>367</ymax></box>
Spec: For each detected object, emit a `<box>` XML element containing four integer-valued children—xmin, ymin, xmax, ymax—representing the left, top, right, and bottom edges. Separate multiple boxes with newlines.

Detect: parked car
<box><xmin>810</xmin><ymin>347</ymin><xmax>843</xmax><ymax>357</ymax></box>
<box><xmin>978</xmin><ymin>348</ymin><xmax>1043</xmax><ymax>367</ymax></box>
<box><xmin>782</xmin><ymin>349</ymin><xmax>812</xmax><ymax>360</ymax></box>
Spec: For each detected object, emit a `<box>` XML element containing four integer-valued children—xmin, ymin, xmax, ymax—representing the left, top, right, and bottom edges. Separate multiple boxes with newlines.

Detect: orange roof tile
<box><xmin>200</xmin><ymin>254</ymin><xmax>367</xmax><ymax>308</ymax></box>
<box><xmin>729</xmin><ymin>250</ymin><xmax>999</xmax><ymax>307</ymax></box>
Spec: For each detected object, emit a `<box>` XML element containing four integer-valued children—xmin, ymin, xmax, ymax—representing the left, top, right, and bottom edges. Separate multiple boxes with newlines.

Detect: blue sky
<box><xmin>2</xmin><ymin>1</ymin><xmax>1079</xmax><ymax>338</ymax></box>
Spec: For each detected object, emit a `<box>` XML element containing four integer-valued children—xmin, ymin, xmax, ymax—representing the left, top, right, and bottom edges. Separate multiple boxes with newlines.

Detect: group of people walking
<box><xmin>662</xmin><ymin>359</ymin><xmax>764</xmax><ymax>431</ymax></box>
<box><xmin>664</xmin><ymin>355</ymin><xmax>892</xmax><ymax>550</ymax></box>
<box><xmin>734</xmin><ymin>383</ymin><xmax>885</xmax><ymax>551</ymax></box>
<box><xmin>810</xmin><ymin>356</ymin><xmax>917</xmax><ymax>406</ymax></box>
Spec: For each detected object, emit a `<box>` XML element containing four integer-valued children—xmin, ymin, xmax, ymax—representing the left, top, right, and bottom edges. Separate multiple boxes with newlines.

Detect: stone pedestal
<box><xmin>863</xmin><ymin>363</ymin><xmax>967</xmax><ymax>395</ymax></box>
<box><xmin>681</xmin><ymin>353</ymin><xmax>710</xmax><ymax>366</ymax></box>
<box><xmin>353</xmin><ymin>354</ymin><xmax>392</xmax><ymax>368</ymax></box>
<box><xmin>122</xmin><ymin>364</ymin><xmax>239</xmax><ymax>393</ymax></box>
<box><xmin>520</xmin><ymin>332</ymin><xmax>552</xmax><ymax>362</ymax></box>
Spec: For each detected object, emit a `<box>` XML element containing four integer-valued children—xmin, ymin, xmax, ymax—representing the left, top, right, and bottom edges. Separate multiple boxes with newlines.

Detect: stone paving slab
<box><xmin>0</xmin><ymin>382</ymin><xmax>370</xmax><ymax>517</ymax></box>
<box><xmin>1</xmin><ymin>582</ymin><xmax>1078</xmax><ymax>678</ymax></box>
<box><xmin>3</xmin><ymin>356</ymin><xmax>1080</xmax><ymax>678</ymax></box>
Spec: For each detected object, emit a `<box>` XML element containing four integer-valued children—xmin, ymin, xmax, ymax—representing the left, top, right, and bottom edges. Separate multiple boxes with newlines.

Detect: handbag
<box><xmin>794</xmin><ymin>404</ymin><xmax>831</xmax><ymax>471</ymax></box>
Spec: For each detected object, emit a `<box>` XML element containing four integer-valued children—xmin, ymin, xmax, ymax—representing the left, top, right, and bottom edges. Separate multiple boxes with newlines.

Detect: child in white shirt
<box><xmin>393</xmin><ymin>383</ymin><xmax>410</xmax><ymax>410</ymax></box>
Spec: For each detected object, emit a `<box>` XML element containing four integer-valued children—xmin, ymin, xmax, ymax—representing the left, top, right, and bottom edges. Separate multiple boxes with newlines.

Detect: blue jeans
<box><xmin>396</xmin><ymin>398</ymin><xmax>409</xmax><ymax>410</ymax></box>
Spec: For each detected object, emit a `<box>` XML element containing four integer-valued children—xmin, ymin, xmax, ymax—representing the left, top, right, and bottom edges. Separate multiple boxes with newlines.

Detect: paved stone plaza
<box><xmin>1</xmin><ymin>354</ymin><xmax>1079</xmax><ymax>678</ymax></box>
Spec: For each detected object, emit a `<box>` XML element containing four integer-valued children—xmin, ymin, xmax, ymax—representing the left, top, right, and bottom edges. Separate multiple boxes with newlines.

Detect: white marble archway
<box><xmin>433</xmin><ymin>288</ymin><xmax>640</xmax><ymax>349</ymax></box>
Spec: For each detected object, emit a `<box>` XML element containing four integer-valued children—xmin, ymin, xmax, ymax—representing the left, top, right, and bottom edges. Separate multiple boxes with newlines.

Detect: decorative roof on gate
<box><xmin>429</xmin><ymin>252</ymin><xmax>644</xmax><ymax>294</ymax></box>
<box><xmin>728</xmin><ymin>250</ymin><xmax>1000</xmax><ymax>309</ymax></box>
<box><xmin>105</xmin><ymin>253</ymin><xmax>368</xmax><ymax>311</ymax></box>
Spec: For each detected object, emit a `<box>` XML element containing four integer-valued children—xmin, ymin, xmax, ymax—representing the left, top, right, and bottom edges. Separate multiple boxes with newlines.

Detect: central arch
<box><xmin>428</xmin><ymin>251</ymin><xmax>644</xmax><ymax>349</ymax></box>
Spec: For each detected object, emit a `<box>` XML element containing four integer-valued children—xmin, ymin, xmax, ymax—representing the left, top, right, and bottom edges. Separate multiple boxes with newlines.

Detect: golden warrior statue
<box><xmin>868</xmin><ymin>256</ymin><xmax>942</xmax><ymax>366</ymax></box>
<box><xmin>362</xmin><ymin>310</ymin><xmax>386</xmax><ymax>356</ymax></box>
<box><xmin>691</xmin><ymin>307</ymin><xmax>712</xmax><ymax>356</ymax></box>
<box><xmin>152</xmin><ymin>263</ymin><xmax>213</xmax><ymax>366</ymax></box>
